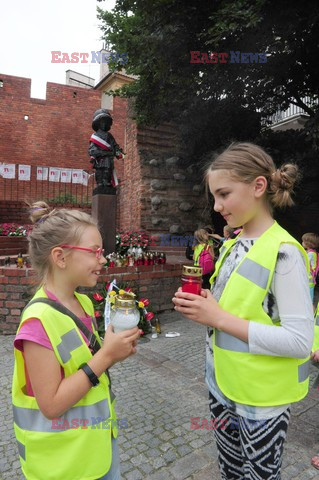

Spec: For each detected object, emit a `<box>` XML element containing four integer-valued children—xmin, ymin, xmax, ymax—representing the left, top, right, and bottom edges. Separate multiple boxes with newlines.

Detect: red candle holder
<box><xmin>181</xmin><ymin>265</ymin><xmax>202</xmax><ymax>295</ymax></box>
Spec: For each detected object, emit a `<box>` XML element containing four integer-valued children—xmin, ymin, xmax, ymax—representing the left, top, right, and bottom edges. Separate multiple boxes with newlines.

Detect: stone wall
<box><xmin>118</xmin><ymin>115</ymin><xmax>210</xmax><ymax>234</ymax></box>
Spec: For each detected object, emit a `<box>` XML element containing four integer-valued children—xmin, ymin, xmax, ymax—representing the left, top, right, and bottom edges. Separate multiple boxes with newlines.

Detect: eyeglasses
<box><xmin>60</xmin><ymin>245</ymin><xmax>105</xmax><ymax>259</ymax></box>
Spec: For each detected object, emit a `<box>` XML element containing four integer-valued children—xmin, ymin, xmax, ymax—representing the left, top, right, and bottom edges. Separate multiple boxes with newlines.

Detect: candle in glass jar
<box><xmin>181</xmin><ymin>265</ymin><xmax>202</xmax><ymax>295</ymax></box>
<box><xmin>110</xmin><ymin>295</ymin><xmax>140</xmax><ymax>333</ymax></box>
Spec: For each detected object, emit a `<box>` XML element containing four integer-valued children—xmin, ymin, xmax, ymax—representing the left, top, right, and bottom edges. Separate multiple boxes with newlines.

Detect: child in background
<box><xmin>193</xmin><ymin>227</ymin><xmax>215</xmax><ymax>289</ymax></box>
<box><xmin>12</xmin><ymin>201</ymin><xmax>140</xmax><ymax>480</ymax></box>
<box><xmin>310</xmin><ymin>302</ymin><xmax>319</xmax><ymax>470</ymax></box>
<box><xmin>301</xmin><ymin>232</ymin><xmax>319</xmax><ymax>302</ymax></box>
<box><xmin>212</xmin><ymin>225</ymin><xmax>235</xmax><ymax>244</ymax></box>
<box><xmin>173</xmin><ymin>142</ymin><xmax>313</xmax><ymax>480</ymax></box>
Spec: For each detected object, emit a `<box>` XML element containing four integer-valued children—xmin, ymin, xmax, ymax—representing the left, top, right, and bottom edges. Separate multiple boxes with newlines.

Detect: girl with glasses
<box><xmin>12</xmin><ymin>201</ymin><xmax>139</xmax><ymax>479</ymax></box>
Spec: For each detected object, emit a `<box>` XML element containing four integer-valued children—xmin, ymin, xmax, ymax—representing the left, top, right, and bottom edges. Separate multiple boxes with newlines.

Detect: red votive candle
<box><xmin>181</xmin><ymin>265</ymin><xmax>202</xmax><ymax>295</ymax></box>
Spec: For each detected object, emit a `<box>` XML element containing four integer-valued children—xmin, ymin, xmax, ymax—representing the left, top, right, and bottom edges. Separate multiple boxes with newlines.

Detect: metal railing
<box><xmin>0</xmin><ymin>173</ymin><xmax>94</xmax><ymax>205</ymax></box>
<box><xmin>266</xmin><ymin>96</ymin><xmax>318</xmax><ymax>126</ymax></box>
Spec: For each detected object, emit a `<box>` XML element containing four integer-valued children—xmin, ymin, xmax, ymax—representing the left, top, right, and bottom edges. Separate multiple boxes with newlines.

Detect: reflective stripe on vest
<box><xmin>298</xmin><ymin>360</ymin><xmax>310</xmax><ymax>383</ymax></box>
<box><xmin>215</xmin><ymin>330</ymin><xmax>249</xmax><ymax>353</ymax></box>
<box><xmin>237</xmin><ymin>257</ymin><xmax>270</xmax><ymax>289</ymax></box>
<box><xmin>109</xmin><ymin>388</ymin><xmax>116</xmax><ymax>403</ymax></box>
<box><xmin>57</xmin><ymin>328</ymin><xmax>83</xmax><ymax>363</ymax></box>
<box><xmin>13</xmin><ymin>398</ymin><xmax>110</xmax><ymax>433</ymax></box>
<box><xmin>17</xmin><ymin>440</ymin><xmax>26</xmax><ymax>460</ymax></box>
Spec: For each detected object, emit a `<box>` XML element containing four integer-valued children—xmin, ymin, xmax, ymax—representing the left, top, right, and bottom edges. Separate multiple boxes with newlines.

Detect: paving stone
<box><xmin>169</xmin><ymin>451</ymin><xmax>210</xmax><ymax>479</ymax></box>
<box><xmin>124</xmin><ymin>468</ymin><xmax>143</xmax><ymax>480</ymax></box>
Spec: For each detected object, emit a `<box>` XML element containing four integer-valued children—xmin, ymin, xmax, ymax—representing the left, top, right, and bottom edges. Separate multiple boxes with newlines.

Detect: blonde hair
<box><xmin>302</xmin><ymin>233</ymin><xmax>319</xmax><ymax>250</ymax></box>
<box><xmin>28</xmin><ymin>201</ymin><xmax>98</xmax><ymax>283</ymax></box>
<box><xmin>206</xmin><ymin>142</ymin><xmax>299</xmax><ymax>209</ymax></box>
<box><xmin>194</xmin><ymin>228</ymin><xmax>212</xmax><ymax>244</ymax></box>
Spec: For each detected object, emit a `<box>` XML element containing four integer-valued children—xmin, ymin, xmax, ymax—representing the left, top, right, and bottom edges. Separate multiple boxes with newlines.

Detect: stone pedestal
<box><xmin>92</xmin><ymin>194</ymin><xmax>116</xmax><ymax>254</ymax></box>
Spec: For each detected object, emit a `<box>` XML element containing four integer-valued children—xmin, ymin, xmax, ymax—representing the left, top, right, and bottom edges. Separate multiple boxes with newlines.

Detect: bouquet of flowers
<box><xmin>90</xmin><ymin>281</ymin><xmax>154</xmax><ymax>336</ymax></box>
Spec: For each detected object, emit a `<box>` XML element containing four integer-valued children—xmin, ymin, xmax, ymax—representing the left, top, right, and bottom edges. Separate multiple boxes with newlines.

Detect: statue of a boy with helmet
<box><xmin>88</xmin><ymin>109</ymin><xmax>124</xmax><ymax>194</ymax></box>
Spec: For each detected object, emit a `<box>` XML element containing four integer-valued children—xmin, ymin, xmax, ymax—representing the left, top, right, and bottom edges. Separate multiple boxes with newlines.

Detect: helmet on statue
<box><xmin>92</xmin><ymin>109</ymin><xmax>113</xmax><ymax>132</ymax></box>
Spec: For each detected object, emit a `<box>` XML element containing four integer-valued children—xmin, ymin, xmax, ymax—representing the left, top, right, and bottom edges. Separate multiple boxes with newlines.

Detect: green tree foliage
<box><xmin>98</xmin><ymin>0</ymin><xmax>319</xmax><ymax>129</ymax></box>
<box><xmin>98</xmin><ymin>0</ymin><xmax>319</xmax><ymax>228</ymax></box>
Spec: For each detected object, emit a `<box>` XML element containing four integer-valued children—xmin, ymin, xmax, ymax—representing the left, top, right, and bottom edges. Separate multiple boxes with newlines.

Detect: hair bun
<box><xmin>29</xmin><ymin>201</ymin><xmax>52</xmax><ymax>225</ymax></box>
<box><xmin>269</xmin><ymin>163</ymin><xmax>299</xmax><ymax>208</ymax></box>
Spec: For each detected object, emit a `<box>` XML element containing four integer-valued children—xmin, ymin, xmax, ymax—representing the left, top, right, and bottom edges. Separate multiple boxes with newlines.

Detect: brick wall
<box><xmin>0</xmin><ymin>200</ymin><xmax>91</xmax><ymax>226</ymax></box>
<box><xmin>0</xmin><ymin>73</ymin><xmax>209</xmax><ymax>236</ymax></box>
<box><xmin>0</xmin><ymin>264</ymin><xmax>181</xmax><ymax>334</ymax></box>
<box><xmin>0</xmin><ymin>74</ymin><xmax>129</xmax><ymax>230</ymax></box>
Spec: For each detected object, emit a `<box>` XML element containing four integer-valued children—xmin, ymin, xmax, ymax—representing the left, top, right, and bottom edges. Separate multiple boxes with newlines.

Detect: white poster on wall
<box><xmin>37</xmin><ymin>167</ymin><xmax>48</xmax><ymax>181</ymax></box>
<box><xmin>60</xmin><ymin>169</ymin><xmax>72</xmax><ymax>183</ymax></box>
<box><xmin>49</xmin><ymin>167</ymin><xmax>60</xmax><ymax>182</ymax></box>
<box><xmin>82</xmin><ymin>171</ymin><xmax>89</xmax><ymax>186</ymax></box>
<box><xmin>18</xmin><ymin>164</ymin><xmax>31</xmax><ymax>181</ymax></box>
<box><xmin>71</xmin><ymin>169</ymin><xmax>83</xmax><ymax>184</ymax></box>
<box><xmin>2</xmin><ymin>164</ymin><xmax>16</xmax><ymax>179</ymax></box>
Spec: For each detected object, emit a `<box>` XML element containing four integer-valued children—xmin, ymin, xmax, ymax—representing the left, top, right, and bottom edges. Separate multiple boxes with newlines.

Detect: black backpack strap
<box><xmin>25</xmin><ymin>298</ymin><xmax>112</xmax><ymax>387</ymax></box>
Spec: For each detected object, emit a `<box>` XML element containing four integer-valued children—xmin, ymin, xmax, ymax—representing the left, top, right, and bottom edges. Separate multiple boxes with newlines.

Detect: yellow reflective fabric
<box><xmin>212</xmin><ymin>221</ymin><xmax>310</xmax><ymax>406</ymax></box>
<box><xmin>313</xmin><ymin>303</ymin><xmax>319</xmax><ymax>352</ymax></box>
<box><xmin>12</xmin><ymin>287</ymin><xmax>115</xmax><ymax>480</ymax></box>
<box><xmin>193</xmin><ymin>244</ymin><xmax>205</xmax><ymax>266</ymax></box>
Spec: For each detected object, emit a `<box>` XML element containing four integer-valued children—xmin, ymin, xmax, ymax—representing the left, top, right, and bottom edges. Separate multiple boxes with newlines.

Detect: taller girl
<box><xmin>12</xmin><ymin>202</ymin><xmax>140</xmax><ymax>480</ymax></box>
<box><xmin>173</xmin><ymin>143</ymin><xmax>313</xmax><ymax>480</ymax></box>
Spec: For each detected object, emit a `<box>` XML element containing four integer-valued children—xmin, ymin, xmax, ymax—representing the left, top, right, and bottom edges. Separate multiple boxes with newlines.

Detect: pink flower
<box><xmin>93</xmin><ymin>293</ymin><xmax>104</xmax><ymax>301</ymax></box>
<box><xmin>94</xmin><ymin>311</ymin><xmax>102</xmax><ymax>318</ymax></box>
<box><xmin>105</xmin><ymin>282</ymin><xmax>111</xmax><ymax>290</ymax></box>
<box><xmin>125</xmin><ymin>287</ymin><xmax>132</xmax><ymax>292</ymax></box>
<box><xmin>145</xmin><ymin>312</ymin><xmax>154</xmax><ymax>322</ymax></box>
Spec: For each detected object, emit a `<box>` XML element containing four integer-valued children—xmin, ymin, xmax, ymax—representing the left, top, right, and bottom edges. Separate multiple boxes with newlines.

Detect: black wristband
<box><xmin>79</xmin><ymin>363</ymin><xmax>100</xmax><ymax>387</ymax></box>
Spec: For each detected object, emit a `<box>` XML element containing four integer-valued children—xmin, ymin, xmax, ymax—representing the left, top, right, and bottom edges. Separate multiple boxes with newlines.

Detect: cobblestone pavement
<box><xmin>1</xmin><ymin>312</ymin><xmax>319</xmax><ymax>480</ymax></box>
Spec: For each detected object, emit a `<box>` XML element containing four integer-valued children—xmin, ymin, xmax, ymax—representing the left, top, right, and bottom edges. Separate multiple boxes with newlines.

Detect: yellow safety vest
<box><xmin>12</xmin><ymin>287</ymin><xmax>117</xmax><ymax>480</ymax></box>
<box><xmin>193</xmin><ymin>244</ymin><xmax>205</xmax><ymax>266</ymax></box>
<box><xmin>210</xmin><ymin>221</ymin><xmax>310</xmax><ymax>406</ymax></box>
<box><xmin>313</xmin><ymin>303</ymin><xmax>319</xmax><ymax>352</ymax></box>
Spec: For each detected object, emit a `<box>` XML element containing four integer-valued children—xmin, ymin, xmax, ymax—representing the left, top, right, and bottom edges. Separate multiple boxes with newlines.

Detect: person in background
<box><xmin>212</xmin><ymin>225</ymin><xmax>235</xmax><ymax>244</ymax></box>
<box><xmin>310</xmin><ymin>302</ymin><xmax>319</xmax><ymax>470</ymax></box>
<box><xmin>193</xmin><ymin>227</ymin><xmax>215</xmax><ymax>288</ymax></box>
<box><xmin>301</xmin><ymin>232</ymin><xmax>319</xmax><ymax>303</ymax></box>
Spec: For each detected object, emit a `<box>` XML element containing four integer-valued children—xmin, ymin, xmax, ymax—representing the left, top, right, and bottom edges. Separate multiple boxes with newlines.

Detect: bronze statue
<box><xmin>88</xmin><ymin>109</ymin><xmax>124</xmax><ymax>194</ymax></box>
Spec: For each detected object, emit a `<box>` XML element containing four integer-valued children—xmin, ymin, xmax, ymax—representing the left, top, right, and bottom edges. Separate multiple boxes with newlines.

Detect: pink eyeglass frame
<box><xmin>60</xmin><ymin>245</ymin><xmax>105</xmax><ymax>259</ymax></box>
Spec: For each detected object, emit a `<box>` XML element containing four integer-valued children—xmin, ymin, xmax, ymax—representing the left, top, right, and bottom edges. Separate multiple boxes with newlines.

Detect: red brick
<box><xmin>5</xmin><ymin>269</ymin><xmax>26</xmax><ymax>277</ymax></box>
<box><xmin>6</xmin><ymin>301</ymin><xmax>26</xmax><ymax>308</ymax></box>
<box><xmin>11</xmin><ymin>309</ymin><xmax>21</xmax><ymax>316</ymax></box>
<box><xmin>20</xmin><ymin>277</ymin><xmax>38</xmax><ymax>285</ymax></box>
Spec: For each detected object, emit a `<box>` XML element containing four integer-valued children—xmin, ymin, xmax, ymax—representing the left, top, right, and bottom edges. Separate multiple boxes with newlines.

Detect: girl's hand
<box><xmin>172</xmin><ymin>288</ymin><xmax>223</xmax><ymax>328</ymax></box>
<box><xmin>311</xmin><ymin>349</ymin><xmax>319</xmax><ymax>362</ymax></box>
<box><xmin>102</xmin><ymin>325</ymin><xmax>140</xmax><ymax>364</ymax></box>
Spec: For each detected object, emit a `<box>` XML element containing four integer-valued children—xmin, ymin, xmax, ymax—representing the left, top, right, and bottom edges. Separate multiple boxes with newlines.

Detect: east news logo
<box><xmin>190</xmin><ymin>51</ymin><xmax>267</xmax><ymax>64</ymax></box>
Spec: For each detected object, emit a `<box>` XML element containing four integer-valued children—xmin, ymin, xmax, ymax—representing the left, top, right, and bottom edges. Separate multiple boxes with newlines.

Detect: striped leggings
<box><xmin>208</xmin><ymin>393</ymin><xmax>291</xmax><ymax>480</ymax></box>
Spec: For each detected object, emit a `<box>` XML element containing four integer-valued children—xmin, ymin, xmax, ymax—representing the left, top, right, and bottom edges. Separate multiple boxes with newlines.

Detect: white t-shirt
<box><xmin>205</xmin><ymin>237</ymin><xmax>314</xmax><ymax>420</ymax></box>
